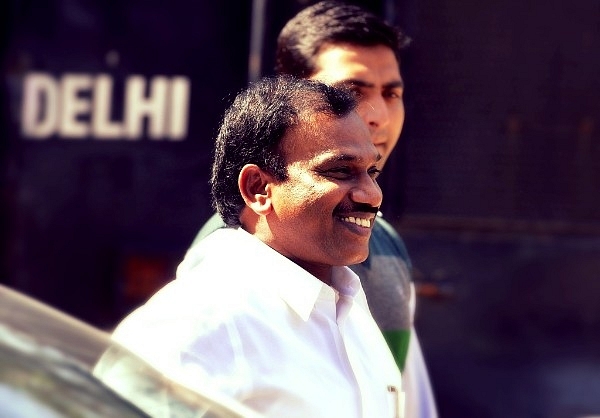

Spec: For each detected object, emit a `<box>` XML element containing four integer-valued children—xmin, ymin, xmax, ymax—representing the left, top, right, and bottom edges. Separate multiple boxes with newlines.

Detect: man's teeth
<box><xmin>341</xmin><ymin>216</ymin><xmax>371</xmax><ymax>227</ymax></box>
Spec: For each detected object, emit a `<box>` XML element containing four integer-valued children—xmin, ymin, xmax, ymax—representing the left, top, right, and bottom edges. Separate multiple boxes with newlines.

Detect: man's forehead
<box><xmin>310</xmin><ymin>42</ymin><xmax>402</xmax><ymax>85</ymax></box>
<box><xmin>287</xmin><ymin>110</ymin><xmax>345</xmax><ymax>141</ymax></box>
<box><xmin>283</xmin><ymin>112</ymin><xmax>375</xmax><ymax>158</ymax></box>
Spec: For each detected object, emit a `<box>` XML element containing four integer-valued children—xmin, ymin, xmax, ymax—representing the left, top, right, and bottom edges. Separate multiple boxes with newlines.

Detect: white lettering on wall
<box><xmin>20</xmin><ymin>72</ymin><xmax>191</xmax><ymax>141</ymax></box>
<box><xmin>168</xmin><ymin>77</ymin><xmax>191</xmax><ymax>140</ymax></box>
<box><xmin>60</xmin><ymin>74</ymin><xmax>92</xmax><ymax>138</ymax></box>
<box><xmin>93</xmin><ymin>75</ymin><xmax>122</xmax><ymax>139</ymax></box>
<box><xmin>21</xmin><ymin>73</ymin><xmax>58</xmax><ymax>138</ymax></box>
<box><xmin>124</xmin><ymin>76</ymin><xmax>168</xmax><ymax>139</ymax></box>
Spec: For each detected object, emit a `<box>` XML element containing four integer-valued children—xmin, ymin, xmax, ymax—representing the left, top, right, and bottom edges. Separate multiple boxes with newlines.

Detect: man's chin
<box><xmin>344</xmin><ymin>250</ymin><xmax>370</xmax><ymax>266</ymax></box>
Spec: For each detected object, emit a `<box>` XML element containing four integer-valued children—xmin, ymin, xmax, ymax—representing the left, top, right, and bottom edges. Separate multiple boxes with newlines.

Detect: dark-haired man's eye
<box><xmin>368</xmin><ymin>167</ymin><xmax>382</xmax><ymax>179</ymax></box>
<box><xmin>384</xmin><ymin>89</ymin><xmax>403</xmax><ymax>100</ymax></box>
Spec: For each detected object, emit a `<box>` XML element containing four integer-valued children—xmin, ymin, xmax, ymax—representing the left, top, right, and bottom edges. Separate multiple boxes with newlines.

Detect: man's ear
<box><xmin>238</xmin><ymin>164</ymin><xmax>273</xmax><ymax>216</ymax></box>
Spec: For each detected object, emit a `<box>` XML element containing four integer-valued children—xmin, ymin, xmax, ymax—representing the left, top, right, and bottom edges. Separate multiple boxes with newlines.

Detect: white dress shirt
<box><xmin>107</xmin><ymin>227</ymin><xmax>403</xmax><ymax>417</ymax></box>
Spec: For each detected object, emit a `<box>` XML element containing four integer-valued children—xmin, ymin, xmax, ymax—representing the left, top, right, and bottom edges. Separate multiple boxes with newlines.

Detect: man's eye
<box><xmin>384</xmin><ymin>89</ymin><xmax>403</xmax><ymax>100</ymax></box>
<box><xmin>328</xmin><ymin>167</ymin><xmax>352</xmax><ymax>176</ymax></box>
<box><xmin>319</xmin><ymin>167</ymin><xmax>353</xmax><ymax>179</ymax></box>
<box><xmin>369</xmin><ymin>167</ymin><xmax>382</xmax><ymax>179</ymax></box>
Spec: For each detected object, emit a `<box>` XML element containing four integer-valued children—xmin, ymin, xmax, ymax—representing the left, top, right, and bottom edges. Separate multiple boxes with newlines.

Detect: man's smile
<box><xmin>340</xmin><ymin>215</ymin><xmax>375</xmax><ymax>228</ymax></box>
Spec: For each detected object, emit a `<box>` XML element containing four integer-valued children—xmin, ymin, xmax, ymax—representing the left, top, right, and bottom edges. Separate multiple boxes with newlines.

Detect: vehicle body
<box><xmin>0</xmin><ymin>284</ymin><xmax>263</xmax><ymax>418</ymax></box>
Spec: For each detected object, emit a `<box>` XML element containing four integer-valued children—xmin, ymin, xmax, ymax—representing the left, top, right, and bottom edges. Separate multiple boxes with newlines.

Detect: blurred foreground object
<box><xmin>0</xmin><ymin>284</ymin><xmax>263</xmax><ymax>418</ymax></box>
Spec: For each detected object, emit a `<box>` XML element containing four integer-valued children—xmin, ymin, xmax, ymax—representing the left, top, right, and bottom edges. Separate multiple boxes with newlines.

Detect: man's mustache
<box><xmin>334</xmin><ymin>202</ymin><xmax>380</xmax><ymax>215</ymax></box>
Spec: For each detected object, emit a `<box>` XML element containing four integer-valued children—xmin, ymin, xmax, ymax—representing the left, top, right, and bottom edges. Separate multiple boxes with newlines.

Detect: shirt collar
<box><xmin>233</xmin><ymin>228</ymin><xmax>360</xmax><ymax>322</ymax></box>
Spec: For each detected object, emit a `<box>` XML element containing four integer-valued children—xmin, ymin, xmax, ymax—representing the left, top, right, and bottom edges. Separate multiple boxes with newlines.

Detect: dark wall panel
<box><xmin>399</xmin><ymin>0</ymin><xmax>600</xmax><ymax>223</ymax></box>
<box><xmin>1</xmin><ymin>1</ymin><xmax>251</xmax><ymax>325</ymax></box>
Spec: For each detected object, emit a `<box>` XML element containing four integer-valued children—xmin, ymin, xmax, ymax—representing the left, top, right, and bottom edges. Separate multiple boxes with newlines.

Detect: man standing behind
<box><xmin>194</xmin><ymin>2</ymin><xmax>437</xmax><ymax>416</ymax></box>
<box><xmin>103</xmin><ymin>76</ymin><xmax>404</xmax><ymax>417</ymax></box>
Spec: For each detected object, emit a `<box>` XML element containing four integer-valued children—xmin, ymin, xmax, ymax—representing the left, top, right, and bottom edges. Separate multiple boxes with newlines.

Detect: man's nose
<box><xmin>350</xmin><ymin>173</ymin><xmax>383</xmax><ymax>208</ymax></box>
<box><xmin>358</xmin><ymin>95</ymin><xmax>389</xmax><ymax>130</ymax></box>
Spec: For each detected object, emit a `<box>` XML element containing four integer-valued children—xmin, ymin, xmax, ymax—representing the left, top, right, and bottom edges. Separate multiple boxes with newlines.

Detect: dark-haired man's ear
<box><xmin>238</xmin><ymin>164</ymin><xmax>273</xmax><ymax>216</ymax></box>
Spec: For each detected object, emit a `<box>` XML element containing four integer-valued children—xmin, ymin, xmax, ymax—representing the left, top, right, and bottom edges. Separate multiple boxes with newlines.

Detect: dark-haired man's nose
<box><xmin>350</xmin><ymin>172</ymin><xmax>383</xmax><ymax>208</ymax></box>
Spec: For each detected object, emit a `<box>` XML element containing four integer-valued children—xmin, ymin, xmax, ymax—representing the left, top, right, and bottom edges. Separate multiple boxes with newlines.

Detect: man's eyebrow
<box><xmin>333</xmin><ymin>79</ymin><xmax>404</xmax><ymax>90</ymax></box>
<box><xmin>383</xmin><ymin>80</ymin><xmax>404</xmax><ymax>89</ymax></box>
<box><xmin>321</xmin><ymin>153</ymin><xmax>382</xmax><ymax>164</ymax></box>
<box><xmin>334</xmin><ymin>154</ymin><xmax>358</xmax><ymax>162</ymax></box>
<box><xmin>316</xmin><ymin>154</ymin><xmax>357</xmax><ymax>164</ymax></box>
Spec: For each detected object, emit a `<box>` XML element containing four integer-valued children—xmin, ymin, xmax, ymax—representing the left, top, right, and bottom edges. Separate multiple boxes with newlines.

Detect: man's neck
<box><xmin>289</xmin><ymin>259</ymin><xmax>333</xmax><ymax>287</ymax></box>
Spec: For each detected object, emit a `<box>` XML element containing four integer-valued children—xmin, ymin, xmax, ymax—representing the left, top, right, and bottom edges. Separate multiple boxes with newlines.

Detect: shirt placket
<box><xmin>336</xmin><ymin>292</ymin><xmax>371</xmax><ymax>417</ymax></box>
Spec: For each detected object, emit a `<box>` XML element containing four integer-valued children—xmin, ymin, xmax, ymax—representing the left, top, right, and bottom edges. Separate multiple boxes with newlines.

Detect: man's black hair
<box><xmin>276</xmin><ymin>0</ymin><xmax>410</xmax><ymax>78</ymax></box>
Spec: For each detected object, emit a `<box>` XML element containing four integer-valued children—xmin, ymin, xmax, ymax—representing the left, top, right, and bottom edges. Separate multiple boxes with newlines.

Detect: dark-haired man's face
<box><xmin>310</xmin><ymin>43</ymin><xmax>404</xmax><ymax>169</ymax></box>
<box><xmin>266</xmin><ymin>111</ymin><xmax>382</xmax><ymax>282</ymax></box>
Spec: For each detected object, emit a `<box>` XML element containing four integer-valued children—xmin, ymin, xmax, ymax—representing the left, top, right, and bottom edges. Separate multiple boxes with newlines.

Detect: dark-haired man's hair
<box><xmin>210</xmin><ymin>75</ymin><xmax>357</xmax><ymax>227</ymax></box>
<box><xmin>276</xmin><ymin>0</ymin><xmax>410</xmax><ymax>78</ymax></box>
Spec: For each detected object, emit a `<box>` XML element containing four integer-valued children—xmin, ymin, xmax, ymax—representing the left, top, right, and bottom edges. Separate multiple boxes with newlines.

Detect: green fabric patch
<box><xmin>383</xmin><ymin>330</ymin><xmax>411</xmax><ymax>372</ymax></box>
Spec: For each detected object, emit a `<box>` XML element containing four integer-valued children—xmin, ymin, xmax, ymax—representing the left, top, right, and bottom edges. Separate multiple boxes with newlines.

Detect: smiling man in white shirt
<box><xmin>103</xmin><ymin>76</ymin><xmax>403</xmax><ymax>417</ymax></box>
<box><xmin>191</xmin><ymin>3</ymin><xmax>437</xmax><ymax>417</ymax></box>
